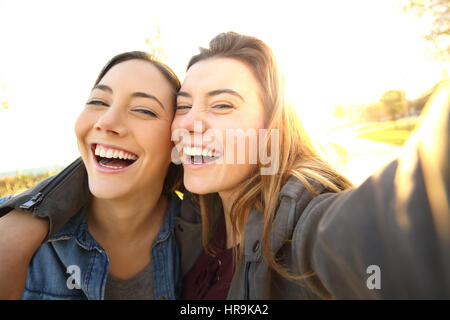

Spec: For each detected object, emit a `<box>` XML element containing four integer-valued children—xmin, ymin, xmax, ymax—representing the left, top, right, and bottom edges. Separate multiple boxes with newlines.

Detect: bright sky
<box><xmin>0</xmin><ymin>0</ymin><xmax>448</xmax><ymax>173</ymax></box>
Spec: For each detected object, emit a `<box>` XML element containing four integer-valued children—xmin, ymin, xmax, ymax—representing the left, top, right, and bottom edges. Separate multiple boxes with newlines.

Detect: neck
<box><xmin>88</xmin><ymin>191</ymin><xmax>168</xmax><ymax>244</ymax></box>
<box><xmin>218</xmin><ymin>190</ymin><xmax>239</xmax><ymax>249</ymax></box>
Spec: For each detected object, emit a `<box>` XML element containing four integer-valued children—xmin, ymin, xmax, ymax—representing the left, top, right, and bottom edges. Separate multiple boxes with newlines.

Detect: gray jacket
<box><xmin>1</xmin><ymin>80</ymin><xmax>449</xmax><ymax>299</ymax></box>
<box><xmin>177</xmin><ymin>157</ymin><xmax>449</xmax><ymax>299</ymax></box>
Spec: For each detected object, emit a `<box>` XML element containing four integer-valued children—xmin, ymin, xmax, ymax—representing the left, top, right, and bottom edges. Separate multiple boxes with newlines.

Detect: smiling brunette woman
<box><xmin>0</xmin><ymin>51</ymin><xmax>182</xmax><ymax>299</ymax></box>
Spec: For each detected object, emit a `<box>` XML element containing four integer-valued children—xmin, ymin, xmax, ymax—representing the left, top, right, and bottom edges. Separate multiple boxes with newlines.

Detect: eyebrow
<box><xmin>176</xmin><ymin>91</ymin><xmax>191</xmax><ymax>98</ymax></box>
<box><xmin>131</xmin><ymin>92</ymin><xmax>165</xmax><ymax>110</ymax></box>
<box><xmin>177</xmin><ymin>89</ymin><xmax>245</xmax><ymax>102</ymax></box>
<box><xmin>93</xmin><ymin>84</ymin><xmax>113</xmax><ymax>94</ymax></box>
<box><xmin>92</xmin><ymin>85</ymin><xmax>165</xmax><ymax>110</ymax></box>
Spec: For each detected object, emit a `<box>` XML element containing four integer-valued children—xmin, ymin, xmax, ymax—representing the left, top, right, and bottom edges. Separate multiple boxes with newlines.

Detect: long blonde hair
<box><xmin>188</xmin><ymin>32</ymin><xmax>353</xmax><ymax>279</ymax></box>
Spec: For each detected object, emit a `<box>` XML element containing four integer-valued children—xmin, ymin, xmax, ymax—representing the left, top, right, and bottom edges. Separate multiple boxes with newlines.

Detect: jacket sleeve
<box><xmin>0</xmin><ymin>158</ymin><xmax>90</xmax><ymax>239</ymax></box>
<box><xmin>293</xmin><ymin>80</ymin><xmax>450</xmax><ymax>299</ymax></box>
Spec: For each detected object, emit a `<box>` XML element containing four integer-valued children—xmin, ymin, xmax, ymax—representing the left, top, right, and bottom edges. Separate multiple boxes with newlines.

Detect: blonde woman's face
<box><xmin>171</xmin><ymin>57</ymin><xmax>265</xmax><ymax>195</ymax></box>
<box><xmin>75</xmin><ymin>59</ymin><xmax>175</xmax><ymax>200</ymax></box>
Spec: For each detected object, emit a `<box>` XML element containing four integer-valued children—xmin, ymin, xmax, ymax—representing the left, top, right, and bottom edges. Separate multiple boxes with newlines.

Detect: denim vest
<box><xmin>0</xmin><ymin>196</ymin><xmax>12</xmax><ymax>205</ymax></box>
<box><xmin>1</xmin><ymin>194</ymin><xmax>182</xmax><ymax>300</ymax></box>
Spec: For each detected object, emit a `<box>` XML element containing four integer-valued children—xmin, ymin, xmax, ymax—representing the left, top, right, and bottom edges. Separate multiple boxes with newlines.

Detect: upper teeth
<box><xmin>183</xmin><ymin>147</ymin><xmax>218</xmax><ymax>157</ymax></box>
<box><xmin>95</xmin><ymin>145</ymin><xmax>138</xmax><ymax>160</ymax></box>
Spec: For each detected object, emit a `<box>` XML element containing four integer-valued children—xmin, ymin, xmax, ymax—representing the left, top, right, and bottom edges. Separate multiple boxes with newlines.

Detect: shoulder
<box><xmin>25</xmin><ymin>236</ymin><xmax>87</xmax><ymax>300</ymax></box>
<box><xmin>270</xmin><ymin>176</ymin><xmax>338</xmax><ymax>247</ymax></box>
<box><xmin>278</xmin><ymin>175</ymin><xmax>335</xmax><ymax>217</ymax></box>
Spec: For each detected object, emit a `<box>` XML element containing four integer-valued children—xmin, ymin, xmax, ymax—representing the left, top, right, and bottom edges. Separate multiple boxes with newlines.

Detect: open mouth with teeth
<box><xmin>92</xmin><ymin>144</ymin><xmax>138</xmax><ymax>170</ymax></box>
<box><xmin>183</xmin><ymin>146</ymin><xmax>222</xmax><ymax>165</ymax></box>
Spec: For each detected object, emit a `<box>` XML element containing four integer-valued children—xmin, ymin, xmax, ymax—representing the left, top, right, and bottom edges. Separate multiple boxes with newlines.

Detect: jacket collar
<box><xmin>154</xmin><ymin>193</ymin><xmax>181</xmax><ymax>245</ymax></box>
<box><xmin>243</xmin><ymin>176</ymin><xmax>319</xmax><ymax>262</ymax></box>
<box><xmin>48</xmin><ymin>207</ymin><xmax>103</xmax><ymax>252</ymax></box>
<box><xmin>48</xmin><ymin>193</ymin><xmax>181</xmax><ymax>251</ymax></box>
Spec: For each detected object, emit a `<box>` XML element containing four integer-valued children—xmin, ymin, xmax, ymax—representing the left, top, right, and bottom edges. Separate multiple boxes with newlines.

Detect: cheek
<box><xmin>142</xmin><ymin>123</ymin><xmax>173</xmax><ymax>160</ymax></box>
<box><xmin>74</xmin><ymin>111</ymin><xmax>90</xmax><ymax>144</ymax></box>
<box><xmin>220</xmin><ymin>114</ymin><xmax>265</xmax><ymax>158</ymax></box>
<box><xmin>219</xmin><ymin>113</ymin><xmax>264</xmax><ymax>178</ymax></box>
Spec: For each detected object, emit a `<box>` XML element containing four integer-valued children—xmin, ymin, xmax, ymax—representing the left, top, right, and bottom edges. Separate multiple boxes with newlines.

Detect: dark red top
<box><xmin>182</xmin><ymin>218</ymin><xmax>236</xmax><ymax>300</ymax></box>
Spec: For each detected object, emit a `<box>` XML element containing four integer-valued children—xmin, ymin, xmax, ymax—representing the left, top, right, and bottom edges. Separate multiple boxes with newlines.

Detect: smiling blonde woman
<box><xmin>171</xmin><ymin>32</ymin><xmax>449</xmax><ymax>299</ymax></box>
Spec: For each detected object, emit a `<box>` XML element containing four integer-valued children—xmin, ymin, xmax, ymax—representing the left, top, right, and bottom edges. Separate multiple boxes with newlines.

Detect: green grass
<box><xmin>354</xmin><ymin>122</ymin><xmax>392</xmax><ymax>132</ymax></box>
<box><xmin>357</xmin><ymin>122</ymin><xmax>418</xmax><ymax>145</ymax></box>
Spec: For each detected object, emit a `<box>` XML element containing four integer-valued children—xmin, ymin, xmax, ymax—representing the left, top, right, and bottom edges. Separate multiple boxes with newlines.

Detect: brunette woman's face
<box><xmin>75</xmin><ymin>59</ymin><xmax>175</xmax><ymax>200</ymax></box>
<box><xmin>171</xmin><ymin>57</ymin><xmax>265</xmax><ymax>195</ymax></box>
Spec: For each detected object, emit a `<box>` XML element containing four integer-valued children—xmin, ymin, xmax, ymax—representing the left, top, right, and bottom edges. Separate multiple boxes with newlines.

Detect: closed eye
<box><xmin>87</xmin><ymin>100</ymin><xmax>109</xmax><ymax>107</ymax></box>
<box><xmin>133</xmin><ymin>109</ymin><xmax>158</xmax><ymax>118</ymax></box>
<box><xmin>175</xmin><ymin>105</ymin><xmax>192</xmax><ymax>114</ymax></box>
<box><xmin>213</xmin><ymin>104</ymin><xmax>233</xmax><ymax>109</ymax></box>
<box><xmin>176</xmin><ymin>105</ymin><xmax>191</xmax><ymax>110</ymax></box>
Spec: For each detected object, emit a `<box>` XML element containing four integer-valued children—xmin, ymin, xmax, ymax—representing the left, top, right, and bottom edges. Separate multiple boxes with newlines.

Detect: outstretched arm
<box><xmin>0</xmin><ymin>209</ymin><xmax>48</xmax><ymax>299</ymax></box>
<box><xmin>295</xmin><ymin>79</ymin><xmax>450</xmax><ymax>299</ymax></box>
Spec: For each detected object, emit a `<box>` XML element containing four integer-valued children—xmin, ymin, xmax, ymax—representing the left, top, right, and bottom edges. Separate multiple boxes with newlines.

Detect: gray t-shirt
<box><xmin>104</xmin><ymin>263</ymin><xmax>154</xmax><ymax>300</ymax></box>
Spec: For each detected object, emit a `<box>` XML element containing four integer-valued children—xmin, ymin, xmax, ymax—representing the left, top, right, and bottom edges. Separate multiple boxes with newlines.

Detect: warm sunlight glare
<box><xmin>0</xmin><ymin>0</ymin><xmax>448</xmax><ymax>184</ymax></box>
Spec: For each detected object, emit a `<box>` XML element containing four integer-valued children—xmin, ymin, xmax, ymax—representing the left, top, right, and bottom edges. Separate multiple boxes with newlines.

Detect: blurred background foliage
<box><xmin>0</xmin><ymin>171</ymin><xmax>56</xmax><ymax>197</ymax></box>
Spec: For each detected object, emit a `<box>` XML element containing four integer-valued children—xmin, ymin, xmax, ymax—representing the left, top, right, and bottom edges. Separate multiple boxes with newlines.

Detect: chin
<box><xmin>88</xmin><ymin>179</ymin><xmax>130</xmax><ymax>200</ymax></box>
<box><xmin>184</xmin><ymin>183</ymin><xmax>212</xmax><ymax>195</ymax></box>
<box><xmin>183</xmin><ymin>175</ymin><xmax>218</xmax><ymax>195</ymax></box>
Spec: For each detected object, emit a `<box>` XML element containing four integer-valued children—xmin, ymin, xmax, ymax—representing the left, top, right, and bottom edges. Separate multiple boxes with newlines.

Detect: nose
<box><xmin>174</xmin><ymin>106</ymin><xmax>207</xmax><ymax>135</ymax></box>
<box><xmin>94</xmin><ymin>105</ymin><xmax>128</xmax><ymax>137</ymax></box>
<box><xmin>172</xmin><ymin>106</ymin><xmax>211</xmax><ymax>152</ymax></box>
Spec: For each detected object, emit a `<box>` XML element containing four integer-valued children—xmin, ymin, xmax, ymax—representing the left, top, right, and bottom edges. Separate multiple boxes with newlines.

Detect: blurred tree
<box><xmin>145</xmin><ymin>25</ymin><xmax>167</xmax><ymax>63</ymax></box>
<box><xmin>380</xmin><ymin>90</ymin><xmax>406</xmax><ymax>121</ymax></box>
<box><xmin>403</xmin><ymin>0</ymin><xmax>450</xmax><ymax>61</ymax></box>
<box><xmin>363</xmin><ymin>102</ymin><xmax>384</xmax><ymax>122</ymax></box>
